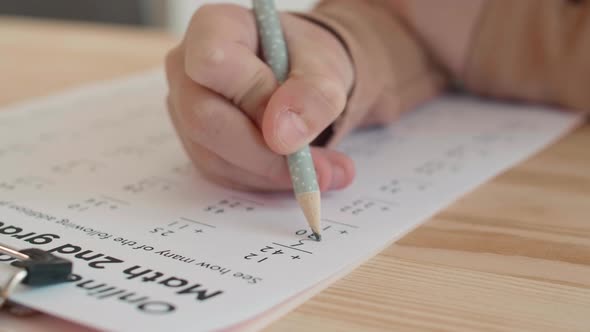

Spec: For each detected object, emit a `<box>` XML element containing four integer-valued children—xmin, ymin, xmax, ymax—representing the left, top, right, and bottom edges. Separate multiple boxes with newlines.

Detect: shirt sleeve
<box><xmin>462</xmin><ymin>0</ymin><xmax>590</xmax><ymax>112</ymax></box>
<box><xmin>300</xmin><ymin>0</ymin><xmax>448</xmax><ymax>147</ymax></box>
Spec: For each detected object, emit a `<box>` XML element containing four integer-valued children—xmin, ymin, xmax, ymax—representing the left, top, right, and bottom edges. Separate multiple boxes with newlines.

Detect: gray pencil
<box><xmin>252</xmin><ymin>0</ymin><xmax>321</xmax><ymax>241</ymax></box>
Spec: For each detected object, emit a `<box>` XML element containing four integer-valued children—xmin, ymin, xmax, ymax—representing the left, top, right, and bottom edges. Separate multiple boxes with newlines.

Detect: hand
<box><xmin>165</xmin><ymin>4</ymin><xmax>355</xmax><ymax>191</ymax></box>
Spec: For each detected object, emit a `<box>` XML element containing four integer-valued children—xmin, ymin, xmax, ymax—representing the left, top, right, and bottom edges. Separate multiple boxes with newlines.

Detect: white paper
<box><xmin>0</xmin><ymin>70</ymin><xmax>580</xmax><ymax>331</ymax></box>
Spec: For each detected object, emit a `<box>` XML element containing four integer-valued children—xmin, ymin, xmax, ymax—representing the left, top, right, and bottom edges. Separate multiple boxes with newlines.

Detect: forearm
<box><xmin>398</xmin><ymin>0</ymin><xmax>590</xmax><ymax>113</ymax></box>
<box><xmin>463</xmin><ymin>0</ymin><xmax>590</xmax><ymax>112</ymax></box>
<box><xmin>302</xmin><ymin>0</ymin><xmax>448</xmax><ymax>145</ymax></box>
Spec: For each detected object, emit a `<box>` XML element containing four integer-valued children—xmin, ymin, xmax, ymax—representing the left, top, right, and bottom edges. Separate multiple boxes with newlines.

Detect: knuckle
<box><xmin>184</xmin><ymin>42</ymin><xmax>225</xmax><ymax>85</ymax></box>
<box><xmin>185</xmin><ymin>7</ymin><xmax>232</xmax><ymax>84</ymax></box>
<box><xmin>194</xmin><ymin>42</ymin><xmax>225</xmax><ymax>66</ymax></box>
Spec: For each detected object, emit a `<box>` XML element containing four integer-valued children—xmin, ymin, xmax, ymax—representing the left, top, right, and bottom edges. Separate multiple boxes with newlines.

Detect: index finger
<box><xmin>183</xmin><ymin>4</ymin><xmax>277</xmax><ymax>126</ymax></box>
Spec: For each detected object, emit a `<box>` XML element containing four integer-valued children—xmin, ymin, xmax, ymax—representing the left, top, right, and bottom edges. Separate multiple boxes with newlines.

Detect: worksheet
<box><xmin>0</xmin><ymin>70</ymin><xmax>580</xmax><ymax>331</ymax></box>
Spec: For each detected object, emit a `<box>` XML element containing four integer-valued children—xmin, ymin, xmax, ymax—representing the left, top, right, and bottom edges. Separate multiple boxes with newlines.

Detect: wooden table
<box><xmin>1</xmin><ymin>17</ymin><xmax>589</xmax><ymax>332</ymax></box>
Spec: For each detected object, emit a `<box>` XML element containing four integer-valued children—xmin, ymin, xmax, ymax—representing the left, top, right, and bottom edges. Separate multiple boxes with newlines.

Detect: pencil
<box><xmin>252</xmin><ymin>0</ymin><xmax>322</xmax><ymax>241</ymax></box>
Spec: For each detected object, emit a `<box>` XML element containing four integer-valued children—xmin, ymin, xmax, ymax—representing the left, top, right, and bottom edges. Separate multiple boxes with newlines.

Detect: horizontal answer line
<box><xmin>180</xmin><ymin>217</ymin><xmax>216</xmax><ymax>228</ymax></box>
<box><xmin>322</xmin><ymin>219</ymin><xmax>359</xmax><ymax>229</ymax></box>
<box><xmin>271</xmin><ymin>242</ymin><xmax>312</xmax><ymax>254</ymax></box>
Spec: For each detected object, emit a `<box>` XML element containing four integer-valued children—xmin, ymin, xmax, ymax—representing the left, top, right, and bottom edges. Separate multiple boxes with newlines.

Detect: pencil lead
<box><xmin>312</xmin><ymin>231</ymin><xmax>321</xmax><ymax>242</ymax></box>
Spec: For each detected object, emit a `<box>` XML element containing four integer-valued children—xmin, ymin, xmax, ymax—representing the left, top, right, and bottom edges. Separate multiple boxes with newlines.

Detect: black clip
<box><xmin>0</xmin><ymin>243</ymin><xmax>73</xmax><ymax>308</ymax></box>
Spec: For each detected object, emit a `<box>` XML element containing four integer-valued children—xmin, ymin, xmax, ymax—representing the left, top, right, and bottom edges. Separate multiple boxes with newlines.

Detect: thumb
<box><xmin>262</xmin><ymin>70</ymin><xmax>350</xmax><ymax>155</ymax></box>
<box><xmin>260</xmin><ymin>16</ymin><xmax>353</xmax><ymax>155</ymax></box>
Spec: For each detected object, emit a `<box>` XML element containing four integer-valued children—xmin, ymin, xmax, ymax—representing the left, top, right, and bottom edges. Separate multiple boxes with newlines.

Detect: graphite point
<box><xmin>312</xmin><ymin>232</ymin><xmax>322</xmax><ymax>242</ymax></box>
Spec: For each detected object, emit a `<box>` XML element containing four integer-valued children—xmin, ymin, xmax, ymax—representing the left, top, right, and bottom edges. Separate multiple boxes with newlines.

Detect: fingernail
<box><xmin>276</xmin><ymin>110</ymin><xmax>308</xmax><ymax>150</ymax></box>
<box><xmin>330</xmin><ymin>165</ymin><xmax>347</xmax><ymax>190</ymax></box>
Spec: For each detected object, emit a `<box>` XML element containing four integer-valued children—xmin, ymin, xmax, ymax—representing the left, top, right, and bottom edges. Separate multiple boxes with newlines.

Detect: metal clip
<box><xmin>0</xmin><ymin>243</ymin><xmax>73</xmax><ymax>310</ymax></box>
<box><xmin>0</xmin><ymin>269</ymin><xmax>28</xmax><ymax>308</ymax></box>
<box><xmin>0</xmin><ymin>244</ymin><xmax>30</xmax><ymax>308</ymax></box>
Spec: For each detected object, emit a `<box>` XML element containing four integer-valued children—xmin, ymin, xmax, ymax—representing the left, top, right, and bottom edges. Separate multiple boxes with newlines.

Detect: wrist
<box><xmin>295</xmin><ymin>0</ymin><xmax>449</xmax><ymax>147</ymax></box>
<box><xmin>291</xmin><ymin>12</ymin><xmax>355</xmax><ymax>147</ymax></box>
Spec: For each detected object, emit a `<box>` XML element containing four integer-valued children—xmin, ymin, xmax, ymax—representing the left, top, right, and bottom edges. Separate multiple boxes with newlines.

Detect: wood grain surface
<box><xmin>1</xmin><ymin>16</ymin><xmax>589</xmax><ymax>332</ymax></box>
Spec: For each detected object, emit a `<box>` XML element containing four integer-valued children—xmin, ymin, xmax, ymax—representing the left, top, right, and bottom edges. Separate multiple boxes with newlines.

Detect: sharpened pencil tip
<box><xmin>296</xmin><ymin>191</ymin><xmax>322</xmax><ymax>242</ymax></box>
<box><xmin>312</xmin><ymin>232</ymin><xmax>321</xmax><ymax>242</ymax></box>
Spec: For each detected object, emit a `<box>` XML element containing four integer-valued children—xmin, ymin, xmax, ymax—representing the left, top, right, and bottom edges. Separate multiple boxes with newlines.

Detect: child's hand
<box><xmin>165</xmin><ymin>4</ymin><xmax>355</xmax><ymax>192</ymax></box>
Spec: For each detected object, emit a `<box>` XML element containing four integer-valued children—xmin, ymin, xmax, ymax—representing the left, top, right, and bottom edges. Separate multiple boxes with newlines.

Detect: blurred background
<box><xmin>0</xmin><ymin>0</ymin><xmax>318</xmax><ymax>35</ymax></box>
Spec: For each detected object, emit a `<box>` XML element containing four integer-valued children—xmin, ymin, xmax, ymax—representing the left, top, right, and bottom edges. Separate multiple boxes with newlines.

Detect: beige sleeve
<box><xmin>462</xmin><ymin>0</ymin><xmax>590</xmax><ymax>112</ymax></box>
<box><xmin>301</xmin><ymin>0</ymin><xmax>448</xmax><ymax>146</ymax></box>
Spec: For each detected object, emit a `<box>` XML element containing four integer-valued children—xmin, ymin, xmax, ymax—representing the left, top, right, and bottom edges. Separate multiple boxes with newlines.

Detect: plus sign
<box><xmin>340</xmin><ymin>230</ymin><xmax>348</xmax><ymax>235</ymax></box>
<box><xmin>291</xmin><ymin>255</ymin><xmax>300</xmax><ymax>260</ymax></box>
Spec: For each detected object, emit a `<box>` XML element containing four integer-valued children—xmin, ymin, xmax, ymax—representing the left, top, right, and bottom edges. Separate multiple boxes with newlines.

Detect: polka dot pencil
<box><xmin>252</xmin><ymin>0</ymin><xmax>322</xmax><ymax>241</ymax></box>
